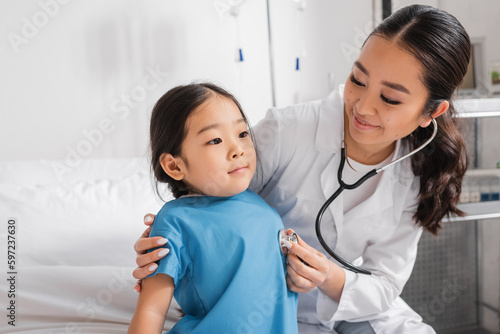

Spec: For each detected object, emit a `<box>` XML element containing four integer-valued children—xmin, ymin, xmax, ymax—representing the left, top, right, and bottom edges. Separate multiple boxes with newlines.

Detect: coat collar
<box><xmin>314</xmin><ymin>85</ymin><xmax>344</xmax><ymax>152</ymax></box>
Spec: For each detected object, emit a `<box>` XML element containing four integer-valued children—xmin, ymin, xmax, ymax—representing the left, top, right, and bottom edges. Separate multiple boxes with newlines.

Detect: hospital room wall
<box><xmin>268</xmin><ymin>0</ymin><xmax>377</xmax><ymax>107</ymax></box>
<box><xmin>0</xmin><ymin>0</ymin><xmax>430</xmax><ymax>162</ymax></box>
<box><xmin>2</xmin><ymin>1</ymin><xmax>499</xmax><ymax>161</ymax></box>
<box><xmin>0</xmin><ymin>0</ymin><xmax>381</xmax><ymax>163</ymax></box>
<box><xmin>0</xmin><ymin>0</ymin><xmax>274</xmax><ymax>162</ymax></box>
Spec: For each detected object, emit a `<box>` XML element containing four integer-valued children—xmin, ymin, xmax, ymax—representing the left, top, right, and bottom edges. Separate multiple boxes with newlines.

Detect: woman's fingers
<box><xmin>132</xmin><ymin>213</ymin><xmax>160</xmax><ymax>289</ymax></box>
<box><xmin>139</xmin><ymin>226</ymin><xmax>151</xmax><ymax>243</ymax></box>
<box><xmin>134</xmin><ymin>280</ymin><xmax>142</xmax><ymax>293</ymax></box>
<box><xmin>291</xmin><ymin>236</ymin><xmax>328</xmax><ymax>268</ymax></box>
<box><xmin>285</xmin><ymin>240</ymin><xmax>330</xmax><ymax>287</ymax></box>
<box><xmin>286</xmin><ymin>263</ymin><xmax>315</xmax><ymax>293</ymax></box>
<box><xmin>132</xmin><ymin>261</ymin><xmax>158</xmax><ymax>281</ymax></box>
<box><xmin>143</xmin><ymin>213</ymin><xmax>156</xmax><ymax>226</ymax></box>
<box><xmin>133</xmin><ymin>247</ymin><xmax>170</xmax><ymax>280</ymax></box>
<box><xmin>135</xmin><ymin>245</ymin><xmax>170</xmax><ymax>267</ymax></box>
<box><xmin>134</xmin><ymin>230</ymin><xmax>167</xmax><ymax>254</ymax></box>
<box><xmin>293</xmin><ymin>231</ymin><xmax>323</xmax><ymax>255</ymax></box>
<box><xmin>287</xmin><ymin>243</ymin><xmax>317</xmax><ymax>269</ymax></box>
<box><xmin>287</xmin><ymin>251</ymin><xmax>326</xmax><ymax>286</ymax></box>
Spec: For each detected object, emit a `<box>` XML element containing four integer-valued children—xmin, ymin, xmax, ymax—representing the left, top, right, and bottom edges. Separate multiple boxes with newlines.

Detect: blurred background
<box><xmin>1</xmin><ymin>0</ymin><xmax>499</xmax><ymax>332</ymax></box>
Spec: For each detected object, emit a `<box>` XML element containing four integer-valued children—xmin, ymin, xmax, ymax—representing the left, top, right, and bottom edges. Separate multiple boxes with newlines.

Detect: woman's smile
<box><xmin>353</xmin><ymin>114</ymin><xmax>378</xmax><ymax>131</ymax></box>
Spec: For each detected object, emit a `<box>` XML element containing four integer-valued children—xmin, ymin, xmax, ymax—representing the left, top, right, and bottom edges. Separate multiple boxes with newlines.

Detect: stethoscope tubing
<box><xmin>315</xmin><ymin>118</ymin><xmax>438</xmax><ymax>275</ymax></box>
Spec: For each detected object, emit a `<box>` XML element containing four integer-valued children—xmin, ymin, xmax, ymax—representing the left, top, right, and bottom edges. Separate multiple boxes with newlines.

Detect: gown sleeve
<box><xmin>146</xmin><ymin>215</ymin><xmax>190</xmax><ymax>287</ymax></box>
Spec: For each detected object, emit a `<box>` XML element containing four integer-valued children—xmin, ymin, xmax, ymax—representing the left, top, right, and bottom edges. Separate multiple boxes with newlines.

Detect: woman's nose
<box><xmin>356</xmin><ymin>91</ymin><xmax>377</xmax><ymax>115</ymax></box>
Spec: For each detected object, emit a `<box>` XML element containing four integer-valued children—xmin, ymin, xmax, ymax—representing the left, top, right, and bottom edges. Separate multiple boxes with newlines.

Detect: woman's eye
<box><xmin>350</xmin><ymin>74</ymin><xmax>365</xmax><ymax>87</ymax></box>
<box><xmin>207</xmin><ymin>138</ymin><xmax>222</xmax><ymax>145</ymax></box>
<box><xmin>380</xmin><ymin>94</ymin><xmax>401</xmax><ymax>105</ymax></box>
<box><xmin>239</xmin><ymin>131</ymin><xmax>249</xmax><ymax>138</ymax></box>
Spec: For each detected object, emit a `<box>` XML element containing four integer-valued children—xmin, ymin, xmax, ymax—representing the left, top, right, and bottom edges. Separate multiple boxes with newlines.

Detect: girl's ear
<box><xmin>160</xmin><ymin>153</ymin><xmax>185</xmax><ymax>181</ymax></box>
<box><xmin>419</xmin><ymin>100</ymin><xmax>449</xmax><ymax>128</ymax></box>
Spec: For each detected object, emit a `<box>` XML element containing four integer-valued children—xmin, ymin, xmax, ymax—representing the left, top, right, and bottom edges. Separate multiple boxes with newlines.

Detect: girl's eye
<box><xmin>380</xmin><ymin>94</ymin><xmax>401</xmax><ymax>105</ymax></box>
<box><xmin>207</xmin><ymin>138</ymin><xmax>222</xmax><ymax>145</ymax></box>
<box><xmin>350</xmin><ymin>74</ymin><xmax>365</xmax><ymax>87</ymax></box>
<box><xmin>239</xmin><ymin>131</ymin><xmax>249</xmax><ymax>138</ymax></box>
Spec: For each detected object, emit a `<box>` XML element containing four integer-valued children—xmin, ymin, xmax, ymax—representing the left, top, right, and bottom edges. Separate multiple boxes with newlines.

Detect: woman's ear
<box><xmin>160</xmin><ymin>153</ymin><xmax>185</xmax><ymax>181</ymax></box>
<box><xmin>419</xmin><ymin>100</ymin><xmax>449</xmax><ymax>128</ymax></box>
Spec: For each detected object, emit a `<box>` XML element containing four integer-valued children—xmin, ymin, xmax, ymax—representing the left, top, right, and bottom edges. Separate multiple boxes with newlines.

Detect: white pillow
<box><xmin>0</xmin><ymin>172</ymin><xmax>165</xmax><ymax>267</ymax></box>
<box><xmin>0</xmin><ymin>157</ymin><xmax>151</xmax><ymax>186</ymax></box>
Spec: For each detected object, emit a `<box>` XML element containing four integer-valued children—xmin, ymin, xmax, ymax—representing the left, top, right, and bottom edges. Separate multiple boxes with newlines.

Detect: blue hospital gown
<box><xmin>148</xmin><ymin>189</ymin><xmax>298</xmax><ymax>334</ymax></box>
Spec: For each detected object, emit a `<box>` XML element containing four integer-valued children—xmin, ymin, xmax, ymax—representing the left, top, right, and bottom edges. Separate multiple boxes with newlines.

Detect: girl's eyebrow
<box><xmin>197</xmin><ymin>123</ymin><xmax>219</xmax><ymax>135</ymax></box>
<box><xmin>197</xmin><ymin>118</ymin><xmax>245</xmax><ymax>135</ymax></box>
<box><xmin>354</xmin><ymin>61</ymin><xmax>411</xmax><ymax>95</ymax></box>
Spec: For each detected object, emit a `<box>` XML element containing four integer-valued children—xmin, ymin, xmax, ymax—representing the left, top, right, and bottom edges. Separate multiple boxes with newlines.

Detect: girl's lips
<box><xmin>228</xmin><ymin>166</ymin><xmax>247</xmax><ymax>175</ymax></box>
<box><xmin>353</xmin><ymin>115</ymin><xmax>378</xmax><ymax>130</ymax></box>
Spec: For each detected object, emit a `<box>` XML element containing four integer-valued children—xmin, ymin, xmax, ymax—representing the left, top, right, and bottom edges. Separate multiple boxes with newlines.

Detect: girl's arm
<box><xmin>128</xmin><ymin>273</ymin><xmax>175</xmax><ymax>334</ymax></box>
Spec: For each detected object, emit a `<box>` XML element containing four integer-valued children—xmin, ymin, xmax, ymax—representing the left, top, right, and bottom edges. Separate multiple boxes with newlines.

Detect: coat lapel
<box><xmin>316</xmin><ymin>87</ymin><xmax>344</xmax><ymax>250</ymax></box>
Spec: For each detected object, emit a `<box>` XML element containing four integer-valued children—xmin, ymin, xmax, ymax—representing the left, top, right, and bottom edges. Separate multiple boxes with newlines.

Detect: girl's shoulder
<box><xmin>151</xmin><ymin>197</ymin><xmax>211</xmax><ymax>237</ymax></box>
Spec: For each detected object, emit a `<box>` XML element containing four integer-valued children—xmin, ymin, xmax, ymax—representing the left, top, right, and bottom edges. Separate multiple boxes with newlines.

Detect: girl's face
<box><xmin>175</xmin><ymin>95</ymin><xmax>256</xmax><ymax>197</ymax></box>
<box><xmin>343</xmin><ymin>35</ymin><xmax>433</xmax><ymax>162</ymax></box>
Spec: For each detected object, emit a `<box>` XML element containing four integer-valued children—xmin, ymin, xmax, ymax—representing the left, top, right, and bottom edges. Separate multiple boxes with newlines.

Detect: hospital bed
<box><xmin>0</xmin><ymin>158</ymin><xmax>181</xmax><ymax>333</ymax></box>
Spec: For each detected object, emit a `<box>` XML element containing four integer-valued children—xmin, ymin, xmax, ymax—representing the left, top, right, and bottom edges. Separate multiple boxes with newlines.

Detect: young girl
<box><xmin>128</xmin><ymin>83</ymin><xmax>298</xmax><ymax>334</ymax></box>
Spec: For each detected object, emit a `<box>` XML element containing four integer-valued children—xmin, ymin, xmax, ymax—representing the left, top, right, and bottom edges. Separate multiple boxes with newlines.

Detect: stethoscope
<box><xmin>280</xmin><ymin>117</ymin><xmax>438</xmax><ymax>275</ymax></box>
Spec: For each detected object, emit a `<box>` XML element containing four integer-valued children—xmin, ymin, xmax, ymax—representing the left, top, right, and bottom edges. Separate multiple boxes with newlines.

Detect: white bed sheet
<box><xmin>0</xmin><ymin>158</ymin><xmax>178</xmax><ymax>333</ymax></box>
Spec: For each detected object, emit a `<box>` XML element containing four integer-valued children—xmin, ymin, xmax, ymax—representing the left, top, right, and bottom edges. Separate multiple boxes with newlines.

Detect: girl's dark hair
<box><xmin>369</xmin><ymin>5</ymin><xmax>471</xmax><ymax>234</ymax></box>
<box><xmin>150</xmin><ymin>83</ymin><xmax>251</xmax><ymax>199</ymax></box>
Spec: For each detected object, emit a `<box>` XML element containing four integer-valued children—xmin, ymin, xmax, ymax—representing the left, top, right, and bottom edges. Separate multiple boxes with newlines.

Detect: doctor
<box><xmin>132</xmin><ymin>5</ymin><xmax>470</xmax><ymax>333</ymax></box>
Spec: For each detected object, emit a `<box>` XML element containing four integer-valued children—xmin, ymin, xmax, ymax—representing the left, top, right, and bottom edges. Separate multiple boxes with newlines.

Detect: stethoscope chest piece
<box><xmin>279</xmin><ymin>228</ymin><xmax>298</xmax><ymax>255</ymax></box>
<box><xmin>279</xmin><ymin>228</ymin><xmax>298</xmax><ymax>244</ymax></box>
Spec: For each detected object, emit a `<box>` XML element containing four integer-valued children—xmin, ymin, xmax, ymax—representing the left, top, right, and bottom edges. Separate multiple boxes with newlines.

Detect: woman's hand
<box><xmin>132</xmin><ymin>214</ymin><xmax>170</xmax><ymax>292</ymax></box>
<box><xmin>283</xmin><ymin>231</ymin><xmax>345</xmax><ymax>302</ymax></box>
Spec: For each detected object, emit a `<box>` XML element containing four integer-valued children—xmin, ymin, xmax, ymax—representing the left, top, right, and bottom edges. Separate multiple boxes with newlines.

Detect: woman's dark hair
<box><xmin>368</xmin><ymin>5</ymin><xmax>471</xmax><ymax>234</ymax></box>
<box><xmin>150</xmin><ymin>83</ymin><xmax>251</xmax><ymax>199</ymax></box>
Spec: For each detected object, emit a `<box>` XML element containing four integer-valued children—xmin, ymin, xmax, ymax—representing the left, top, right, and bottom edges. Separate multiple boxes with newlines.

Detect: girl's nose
<box><xmin>232</xmin><ymin>148</ymin><xmax>244</xmax><ymax>159</ymax></box>
<box><xmin>230</xmin><ymin>141</ymin><xmax>245</xmax><ymax>159</ymax></box>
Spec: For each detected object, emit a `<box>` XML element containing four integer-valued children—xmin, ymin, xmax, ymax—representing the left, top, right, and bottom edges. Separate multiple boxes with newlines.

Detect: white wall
<box><xmin>0</xmin><ymin>0</ymin><xmax>273</xmax><ymax>164</ymax></box>
<box><xmin>269</xmin><ymin>0</ymin><xmax>375</xmax><ymax>107</ymax></box>
<box><xmin>439</xmin><ymin>0</ymin><xmax>500</xmax><ymax>87</ymax></box>
<box><xmin>2</xmin><ymin>1</ymin><xmax>499</xmax><ymax>161</ymax></box>
<box><xmin>0</xmin><ymin>0</ymin><xmax>379</xmax><ymax>164</ymax></box>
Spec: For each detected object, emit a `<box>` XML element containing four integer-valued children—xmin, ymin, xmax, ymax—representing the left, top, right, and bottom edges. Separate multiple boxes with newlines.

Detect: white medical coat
<box><xmin>250</xmin><ymin>85</ymin><xmax>435</xmax><ymax>334</ymax></box>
